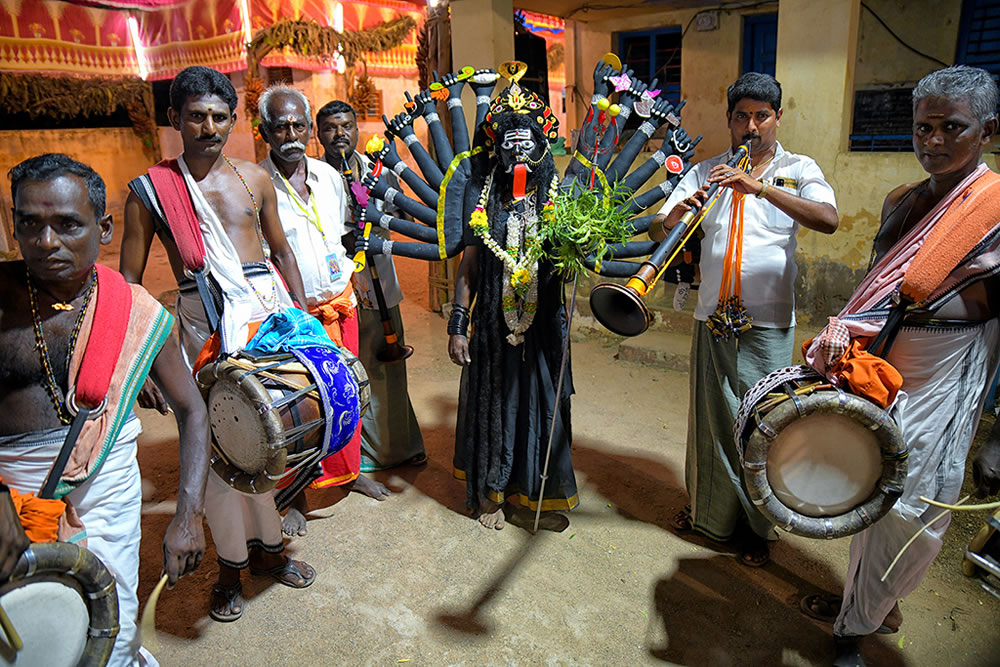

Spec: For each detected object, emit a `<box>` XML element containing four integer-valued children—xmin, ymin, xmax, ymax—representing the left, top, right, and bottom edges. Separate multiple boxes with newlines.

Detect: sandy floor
<box><xmin>109</xmin><ymin>242</ymin><xmax>1000</xmax><ymax>667</ymax></box>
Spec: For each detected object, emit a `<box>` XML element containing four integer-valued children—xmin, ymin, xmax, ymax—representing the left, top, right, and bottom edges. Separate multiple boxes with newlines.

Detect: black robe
<box><xmin>453</xmin><ymin>197</ymin><xmax>578</xmax><ymax>512</ymax></box>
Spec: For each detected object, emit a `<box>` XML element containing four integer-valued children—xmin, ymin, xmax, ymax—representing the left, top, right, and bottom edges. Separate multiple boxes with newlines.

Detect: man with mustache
<box><xmin>121</xmin><ymin>66</ymin><xmax>315</xmax><ymax>623</ymax></box>
<box><xmin>651</xmin><ymin>72</ymin><xmax>840</xmax><ymax>566</ymax></box>
<box><xmin>256</xmin><ymin>86</ymin><xmax>391</xmax><ymax>537</ymax></box>
<box><xmin>316</xmin><ymin>100</ymin><xmax>425</xmax><ymax>475</ymax></box>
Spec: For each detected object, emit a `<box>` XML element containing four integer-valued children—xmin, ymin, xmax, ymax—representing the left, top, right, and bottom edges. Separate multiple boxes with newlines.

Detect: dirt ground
<box><xmin>110</xmin><ymin>241</ymin><xmax>1000</xmax><ymax>667</ymax></box>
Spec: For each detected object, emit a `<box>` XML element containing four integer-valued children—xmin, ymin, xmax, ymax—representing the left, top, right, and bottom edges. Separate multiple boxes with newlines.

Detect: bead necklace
<box><xmin>26</xmin><ymin>266</ymin><xmax>97</xmax><ymax>424</ymax></box>
<box><xmin>225</xmin><ymin>156</ymin><xmax>279</xmax><ymax>310</ymax></box>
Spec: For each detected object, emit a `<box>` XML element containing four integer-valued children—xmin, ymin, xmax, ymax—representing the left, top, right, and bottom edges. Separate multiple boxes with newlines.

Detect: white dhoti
<box><xmin>836</xmin><ymin>319</ymin><xmax>1000</xmax><ymax>636</ymax></box>
<box><xmin>177</xmin><ymin>267</ymin><xmax>291</xmax><ymax>569</ymax></box>
<box><xmin>0</xmin><ymin>416</ymin><xmax>150</xmax><ymax>667</ymax></box>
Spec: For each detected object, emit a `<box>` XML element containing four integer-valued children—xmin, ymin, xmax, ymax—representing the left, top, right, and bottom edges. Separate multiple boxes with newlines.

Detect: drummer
<box><xmin>0</xmin><ymin>154</ymin><xmax>210</xmax><ymax>666</ymax></box>
<box><xmin>651</xmin><ymin>72</ymin><xmax>839</xmax><ymax>566</ymax></box>
<box><xmin>256</xmin><ymin>84</ymin><xmax>391</xmax><ymax>538</ymax></box>
<box><xmin>120</xmin><ymin>66</ymin><xmax>316</xmax><ymax>623</ymax></box>
<box><xmin>800</xmin><ymin>65</ymin><xmax>1000</xmax><ymax>666</ymax></box>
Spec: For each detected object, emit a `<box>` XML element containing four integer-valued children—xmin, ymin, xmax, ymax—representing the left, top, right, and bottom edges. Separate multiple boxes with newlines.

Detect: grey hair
<box><xmin>258</xmin><ymin>84</ymin><xmax>313</xmax><ymax>129</ymax></box>
<box><xmin>912</xmin><ymin>65</ymin><xmax>999</xmax><ymax>125</ymax></box>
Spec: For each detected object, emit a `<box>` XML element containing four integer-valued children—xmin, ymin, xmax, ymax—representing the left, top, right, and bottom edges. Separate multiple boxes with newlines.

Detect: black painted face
<box><xmin>498</xmin><ymin>127</ymin><xmax>546</xmax><ymax>173</ymax></box>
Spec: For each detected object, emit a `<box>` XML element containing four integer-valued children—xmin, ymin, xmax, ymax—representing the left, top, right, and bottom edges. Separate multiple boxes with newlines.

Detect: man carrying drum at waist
<box><xmin>0</xmin><ymin>154</ymin><xmax>210</xmax><ymax>666</ymax></box>
<box><xmin>651</xmin><ymin>72</ymin><xmax>840</xmax><ymax>567</ymax></box>
<box><xmin>799</xmin><ymin>65</ymin><xmax>1000</xmax><ymax>667</ymax></box>
<box><xmin>120</xmin><ymin>66</ymin><xmax>316</xmax><ymax>624</ymax></box>
<box><xmin>257</xmin><ymin>85</ymin><xmax>391</xmax><ymax>539</ymax></box>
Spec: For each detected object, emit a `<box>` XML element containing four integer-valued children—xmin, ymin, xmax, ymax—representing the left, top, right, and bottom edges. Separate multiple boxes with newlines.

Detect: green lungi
<box><xmin>357</xmin><ymin>306</ymin><xmax>425</xmax><ymax>471</ymax></box>
<box><xmin>686</xmin><ymin>323</ymin><xmax>794</xmax><ymax>541</ymax></box>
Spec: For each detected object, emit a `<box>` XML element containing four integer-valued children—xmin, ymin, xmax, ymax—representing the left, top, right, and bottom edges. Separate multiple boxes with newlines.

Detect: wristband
<box><xmin>756</xmin><ymin>181</ymin><xmax>770</xmax><ymax>199</ymax></box>
<box><xmin>448</xmin><ymin>304</ymin><xmax>470</xmax><ymax>337</ymax></box>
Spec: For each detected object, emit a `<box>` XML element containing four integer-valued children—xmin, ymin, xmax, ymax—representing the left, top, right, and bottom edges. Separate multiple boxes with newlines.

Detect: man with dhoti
<box><xmin>0</xmin><ymin>153</ymin><xmax>210</xmax><ymax>666</ymax></box>
<box><xmin>257</xmin><ymin>85</ymin><xmax>391</xmax><ymax>537</ymax></box>
<box><xmin>652</xmin><ymin>72</ymin><xmax>840</xmax><ymax>566</ymax></box>
<box><xmin>317</xmin><ymin>100</ymin><xmax>426</xmax><ymax>473</ymax></box>
<box><xmin>798</xmin><ymin>65</ymin><xmax>1000</xmax><ymax>666</ymax></box>
<box><xmin>120</xmin><ymin>66</ymin><xmax>315</xmax><ymax>623</ymax></box>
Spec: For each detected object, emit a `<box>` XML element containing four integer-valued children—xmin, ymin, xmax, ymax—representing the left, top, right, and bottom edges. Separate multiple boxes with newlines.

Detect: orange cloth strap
<box><xmin>307</xmin><ymin>283</ymin><xmax>356</xmax><ymax>347</ymax></box>
<box><xmin>718</xmin><ymin>191</ymin><xmax>746</xmax><ymax>305</ymax></box>
<box><xmin>192</xmin><ymin>321</ymin><xmax>263</xmax><ymax>375</ymax></box>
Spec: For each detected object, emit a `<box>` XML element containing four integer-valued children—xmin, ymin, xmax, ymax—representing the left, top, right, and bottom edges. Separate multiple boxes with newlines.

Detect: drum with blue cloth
<box><xmin>197</xmin><ymin>344</ymin><xmax>369</xmax><ymax>494</ymax></box>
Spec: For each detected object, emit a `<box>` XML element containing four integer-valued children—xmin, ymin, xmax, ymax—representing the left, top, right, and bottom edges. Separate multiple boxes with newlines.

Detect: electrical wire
<box><xmin>860</xmin><ymin>1</ymin><xmax>949</xmax><ymax>68</ymax></box>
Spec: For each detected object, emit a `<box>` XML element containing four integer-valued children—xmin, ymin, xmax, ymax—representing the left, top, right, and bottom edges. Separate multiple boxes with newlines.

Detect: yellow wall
<box><xmin>0</xmin><ymin>127</ymin><xmax>155</xmax><ymax>223</ymax></box>
<box><xmin>565</xmin><ymin>0</ymin><xmax>1000</xmax><ymax>326</ymax></box>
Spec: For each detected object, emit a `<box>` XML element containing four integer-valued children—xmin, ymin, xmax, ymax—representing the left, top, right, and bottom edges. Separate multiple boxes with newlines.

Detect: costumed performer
<box><xmin>120</xmin><ymin>66</ymin><xmax>315</xmax><ymax>623</ymax></box>
<box><xmin>448</xmin><ymin>76</ymin><xmax>576</xmax><ymax>532</ymax></box>
<box><xmin>652</xmin><ymin>72</ymin><xmax>839</xmax><ymax>566</ymax></box>
<box><xmin>0</xmin><ymin>154</ymin><xmax>210</xmax><ymax>666</ymax></box>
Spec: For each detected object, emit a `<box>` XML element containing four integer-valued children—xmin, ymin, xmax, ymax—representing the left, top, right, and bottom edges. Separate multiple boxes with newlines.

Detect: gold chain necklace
<box><xmin>26</xmin><ymin>266</ymin><xmax>97</xmax><ymax>424</ymax></box>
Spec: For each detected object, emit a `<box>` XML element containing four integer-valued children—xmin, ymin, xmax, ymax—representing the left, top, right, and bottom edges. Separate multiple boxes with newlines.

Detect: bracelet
<box><xmin>756</xmin><ymin>181</ymin><xmax>770</xmax><ymax>199</ymax></box>
<box><xmin>448</xmin><ymin>304</ymin><xmax>470</xmax><ymax>337</ymax></box>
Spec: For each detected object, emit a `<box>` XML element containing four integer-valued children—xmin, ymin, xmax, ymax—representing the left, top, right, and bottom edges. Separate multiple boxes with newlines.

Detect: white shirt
<box><xmin>347</xmin><ymin>151</ymin><xmax>404</xmax><ymax>310</ymax></box>
<box><xmin>261</xmin><ymin>155</ymin><xmax>356</xmax><ymax>307</ymax></box>
<box><xmin>658</xmin><ymin>142</ymin><xmax>837</xmax><ymax>328</ymax></box>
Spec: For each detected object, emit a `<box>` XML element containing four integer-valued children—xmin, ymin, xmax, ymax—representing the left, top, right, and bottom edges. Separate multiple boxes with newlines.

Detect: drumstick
<box><xmin>918</xmin><ymin>496</ymin><xmax>1000</xmax><ymax>512</ymax></box>
<box><xmin>0</xmin><ymin>602</ymin><xmax>22</xmax><ymax>651</ymax></box>
<box><xmin>880</xmin><ymin>495</ymin><xmax>970</xmax><ymax>582</ymax></box>
<box><xmin>140</xmin><ymin>574</ymin><xmax>169</xmax><ymax>653</ymax></box>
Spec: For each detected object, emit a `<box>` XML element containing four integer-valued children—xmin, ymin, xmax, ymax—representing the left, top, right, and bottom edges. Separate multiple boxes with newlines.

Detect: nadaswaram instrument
<box><xmin>0</xmin><ymin>542</ymin><xmax>119</xmax><ymax>667</ymax></box>
<box><xmin>588</xmin><ymin>143</ymin><xmax>750</xmax><ymax>337</ymax></box>
<box><xmin>198</xmin><ymin>345</ymin><xmax>369</xmax><ymax>494</ymax></box>
<box><xmin>734</xmin><ymin>365</ymin><xmax>909</xmax><ymax>539</ymax></box>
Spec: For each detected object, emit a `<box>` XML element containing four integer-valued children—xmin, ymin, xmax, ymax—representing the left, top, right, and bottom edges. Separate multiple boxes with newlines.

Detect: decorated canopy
<box><xmin>0</xmin><ymin>0</ymin><xmax>424</xmax><ymax>79</ymax></box>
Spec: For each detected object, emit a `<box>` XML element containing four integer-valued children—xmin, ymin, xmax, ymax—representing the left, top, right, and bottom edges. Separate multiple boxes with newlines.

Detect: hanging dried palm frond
<box><xmin>249</xmin><ymin>16</ymin><xmax>417</xmax><ymax>70</ymax></box>
<box><xmin>0</xmin><ymin>71</ymin><xmax>160</xmax><ymax>158</ymax></box>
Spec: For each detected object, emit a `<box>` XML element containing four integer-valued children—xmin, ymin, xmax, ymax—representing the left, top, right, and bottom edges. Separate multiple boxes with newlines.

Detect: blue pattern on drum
<box><xmin>290</xmin><ymin>345</ymin><xmax>360</xmax><ymax>460</ymax></box>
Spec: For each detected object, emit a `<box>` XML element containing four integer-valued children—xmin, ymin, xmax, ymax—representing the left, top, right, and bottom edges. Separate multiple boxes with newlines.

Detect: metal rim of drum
<box><xmin>961</xmin><ymin>508</ymin><xmax>1000</xmax><ymax>577</ymax></box>
<box><xmin>0</xmin><ymin>542</ymin><xmax>119</xmax><ymax>667</ymax></box>
<box><xmin>743</xmin><ymin>389</ymin><xmax>908</xmax><ymax>539</ymax></box>
<box><xmin>208</xmin><ymin>360</ymin><xmax>289</xmax><ymax>494</ymax></box>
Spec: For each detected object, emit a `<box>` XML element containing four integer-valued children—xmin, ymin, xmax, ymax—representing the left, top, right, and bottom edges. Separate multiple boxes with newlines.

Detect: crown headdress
<box><xmin>483</xmin><ymin>61</ymin><xmax>560</xmax><ymax>149</ymax></box>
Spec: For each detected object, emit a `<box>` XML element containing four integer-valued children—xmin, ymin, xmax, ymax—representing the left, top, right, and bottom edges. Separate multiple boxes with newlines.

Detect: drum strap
<box><xmin>144</xmin><ymin>160</ymin><xmax>221</xmax><ymax>332</ymax></box>
<box><xmin>39</xmin><ymin>267</ymin><xmax>133</xmax><ymax>499</ymax></box>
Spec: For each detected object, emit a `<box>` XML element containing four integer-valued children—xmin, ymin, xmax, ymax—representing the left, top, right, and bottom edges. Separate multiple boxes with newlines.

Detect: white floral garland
<box><xmin>469</xmin><ymin>171</ymin><xmax>559</xmax><ymax>346</ymax></box>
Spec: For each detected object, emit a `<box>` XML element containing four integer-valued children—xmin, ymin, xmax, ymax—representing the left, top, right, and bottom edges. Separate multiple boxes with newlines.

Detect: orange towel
<box><xmin>4</xmin><ymin>481</ymin><xmax>64</xmax><ymax>543</ymax></box>
<box><xmin>902</xmin><ymin>170</ymin><xmax>1000</xmax><ymax>304</ymax></box>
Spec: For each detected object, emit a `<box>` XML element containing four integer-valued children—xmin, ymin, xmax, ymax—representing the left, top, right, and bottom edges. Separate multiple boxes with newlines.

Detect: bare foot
<box><xmin>347</xmin><ymin>475</ymin><xmax>391</xmax><ymax>501</ymax></box>
<box><xmin>476</xmin><ymin>500</ymin><xmax>505</xmax><ymax>530</ymax></box>
<box><xmin>505</xmin><ymin>505</ymin><xmax>570</xmax><ymax>533</ymax></box>
<box><xmin>282</xmin><ymin>492</ymin><xmax>308</xmax><ymax>537</ymax></box>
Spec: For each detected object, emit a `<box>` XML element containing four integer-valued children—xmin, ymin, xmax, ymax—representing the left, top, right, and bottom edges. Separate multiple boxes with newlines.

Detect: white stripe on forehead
<box><xmin>503</xmin><ymin>128</ymin><xmax>533</xmax><ymax>142</ymax></box>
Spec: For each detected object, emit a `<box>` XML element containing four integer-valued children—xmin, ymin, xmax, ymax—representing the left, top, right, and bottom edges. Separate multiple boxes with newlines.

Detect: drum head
<box><xmin>208</xmin><ymin>379</ymin><xmax>273</xmax><ymax>473</ymax></box>
<box><xmin>767</xmin><ymin>413</ymin><xmax>882</xmax><ymax>517</ymax></box>
<box><xmin>0</xmin><ymin>575</ymin><xmax>88</xmax><ymax>667</ymax></box>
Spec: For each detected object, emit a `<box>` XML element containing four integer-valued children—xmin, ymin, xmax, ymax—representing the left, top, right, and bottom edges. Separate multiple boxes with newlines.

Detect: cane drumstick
<box><xmin>139</xmin><ymin>573</ymin><xmax>168</xmax><ymax>652</ymax></box>
<box><xmin>880</xmin><ymin>495</ymin><xmax>970</xmax><ymax>582</ymax></box>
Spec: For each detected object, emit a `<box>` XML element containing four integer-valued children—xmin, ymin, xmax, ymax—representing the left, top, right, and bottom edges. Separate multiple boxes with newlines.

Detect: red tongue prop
<box><xmin>513</xmin><ymin>163</ymin><xmax>527</xmax><ymax>199</ymax></box>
